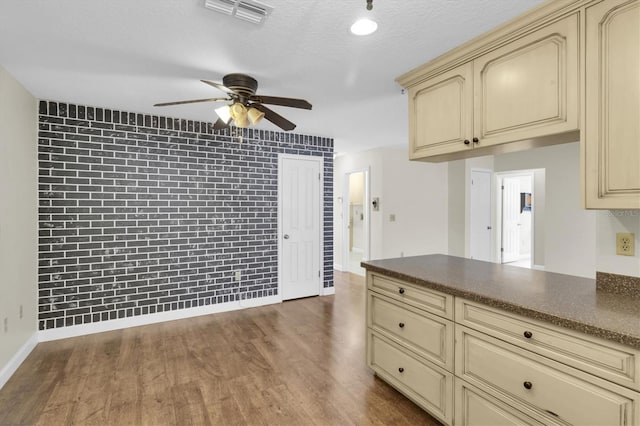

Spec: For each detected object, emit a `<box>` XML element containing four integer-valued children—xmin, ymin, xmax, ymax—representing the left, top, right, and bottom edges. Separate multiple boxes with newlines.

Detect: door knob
<box><xmin>283</xmin><ymin>234</ymin><xmax>290</xmax><ymax>239</ymax></box>
<box><xmin>487</xmin><ymin>226</ymin><xmax>492</xmax><ymax>230</ymax></box>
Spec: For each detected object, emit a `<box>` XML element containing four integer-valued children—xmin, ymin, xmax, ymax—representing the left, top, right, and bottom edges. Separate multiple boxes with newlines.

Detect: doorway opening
<box><xmin>343</xmin><ymin>169</ymin><xmax>370</xmax><ymax>276</ymax></box>
<box><xmin>496</xmin><ymin>171</ymin><xmax>535</xmax><ymax>269</ymax></box>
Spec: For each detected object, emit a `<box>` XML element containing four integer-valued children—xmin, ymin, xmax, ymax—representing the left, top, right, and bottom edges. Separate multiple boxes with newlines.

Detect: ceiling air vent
<box><xmin>204</xmin><ymin>0</ymin><xmax>273</xmax><ymax>25</ymax></box>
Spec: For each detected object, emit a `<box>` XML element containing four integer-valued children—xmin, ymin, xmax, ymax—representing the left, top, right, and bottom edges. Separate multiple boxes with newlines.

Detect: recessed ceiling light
<box><xmin>350</xmin><ymin>18</ymin><xmax>378</xmax><ymax>36</ymax></box>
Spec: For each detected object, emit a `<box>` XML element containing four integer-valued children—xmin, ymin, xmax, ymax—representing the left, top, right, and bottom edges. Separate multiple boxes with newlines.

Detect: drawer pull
<box><xmin>398</xmin><ymin>287</ymin><xmax>405</xmax><ymax>294</ymax></box>
<box><xmin>398</xmin><ymin>367</ymin><xmax>404</xmax><ymax>373</ymax></box>
<box><xmin>523</xmin><ymin>331</ymin><xmax>533</xmax><ymax>339</ymax></box>
<box><xmin>398</xmin><ymin>322</ymin><xmax>405</xmax><ymax>328</ymax></box>
<box><xmin>523</xmin><ymin>381</ymin><xmax>533</xmax><ymax>390</ymax></box>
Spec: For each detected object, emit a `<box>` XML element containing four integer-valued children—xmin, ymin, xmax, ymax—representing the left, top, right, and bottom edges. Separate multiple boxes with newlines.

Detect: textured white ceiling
<box><xmin>0</xmin><ymin>0</ymin><xmax>544</xmax><ymax>153</ymax></box>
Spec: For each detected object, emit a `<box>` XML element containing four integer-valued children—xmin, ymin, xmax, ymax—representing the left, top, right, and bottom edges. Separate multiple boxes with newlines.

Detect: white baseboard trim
<box><xmin>321</xmin><ymin>286</ymin><xmax>336</xmax><ymax>296</ymax></box>
<box><xmin>333</xmin><ymin>263</ymin><xmax>344</xmax><ymax>271</ymax></box>
<box><xmin>38</xmin><ymin>295</ymin><xmax>281</xmax><ymax>342</ymax></box>
<box><xmin>0</xmin><ymin>333</ymin><xmax>38</xmax><ymax>390</ymax></box>
<box><xmin>532</xmin><ymin>264</ymin><xmax>545</xmax><ymax>271</ymax></box>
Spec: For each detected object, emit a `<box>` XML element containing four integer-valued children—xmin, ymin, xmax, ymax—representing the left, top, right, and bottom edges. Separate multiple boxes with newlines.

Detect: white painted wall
<box><xmin>0</xmin><ymin>65</ymin><xmax>38</xmax><ymax>382</ymax></box>
<box><xmin>381</xmin><ymin>147</ymin><xmax>449</xmax><ymax>259</ymax></box>
<box><xmin>334</xmin><ymin>146</ymin><xmax>448</xmax><ymax>267</ymax></box>
<box><xmin>447</xmin><ymin>160</ymin><xmax>466</xmax><ymax>258</ymax></box>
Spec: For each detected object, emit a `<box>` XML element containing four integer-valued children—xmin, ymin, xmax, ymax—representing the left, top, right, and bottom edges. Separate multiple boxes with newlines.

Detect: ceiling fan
<box><xmin>154</xmin><ymin>73</ymin><xmax>312</xmax><ymax>131</ymax></box>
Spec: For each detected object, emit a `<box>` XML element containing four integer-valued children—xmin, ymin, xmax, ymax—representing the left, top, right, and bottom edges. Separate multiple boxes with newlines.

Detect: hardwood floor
<box><xmin>0</xmin><ymin>272</ymin><xmax>441</xmax><ymax>425</ymax></box>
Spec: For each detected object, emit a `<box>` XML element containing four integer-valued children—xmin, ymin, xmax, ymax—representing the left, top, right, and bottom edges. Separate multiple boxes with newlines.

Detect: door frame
<box><xmin>469</xmin><ymin>168</ymin><xmax>494</xmax><ymax>262</ymax></box>
<box><xmin>277</xmin><ymin>154</ymin><xmax>324</xmax><ymax>301</ymax></box>
<box><xmin>495</xmin><ymin>170</ymin><xmax>535</xmax><ymax>267</ymax></box>
<box><xmin>342</xmin><ymin>167</ymin><xmax>371</xmax><ymax>275</ymax></box>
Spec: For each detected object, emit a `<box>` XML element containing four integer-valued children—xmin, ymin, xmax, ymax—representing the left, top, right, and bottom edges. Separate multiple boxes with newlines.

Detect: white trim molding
<box><xmin>0</xmin><ymin>333</ymin><xmax>38</xmax><ymax>390</ymax></box>
<box><xmin>321</xmin><ymin>286</ymin><xmax>336</xmax><ymax>296</ymax></box>
<box><xmin>39</xmin><ymin>295</ymin><xmax>280</xmax><ymax>342</ymax></box>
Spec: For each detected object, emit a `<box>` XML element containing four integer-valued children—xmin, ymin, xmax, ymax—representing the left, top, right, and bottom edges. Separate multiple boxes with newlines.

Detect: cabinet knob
<box><xmin>473</xmin><ymin>137</ymin><xmax>479</xmax><ymax>144</ymax></box>
<box><xmin>398</xmin><ymin>287</ymin><xmax>405</xmax><ymax>295</ymax></box>
<box><xmin>523</xmin><ymin>381</ymin><xmax>533</xmax><ymax>390</ymax></box>
<box><xmin>399</xmin><ymin>322</ymin><xmax>405</xmax><ymax>328</ymax></box>
<box><xmin>398</xmin><ymin>367</ymin><xmax>404</xmax><ymax>373</ymax></box>
<box><xmin>524</xmin><ymin>331</ymin><xmax>533</xmax><ymax>339</ymax></box>
<box><xmin>464</xmin><ymin>139</ymin><xmax>471</xmax><ymax>145</ymax></box>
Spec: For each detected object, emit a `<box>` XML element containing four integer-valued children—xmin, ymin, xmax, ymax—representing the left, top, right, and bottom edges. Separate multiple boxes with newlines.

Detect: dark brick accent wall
<box><xmin>37</xmin><ymin>101</ymin><xmax>333</xmax><ymax>330</ymax></box>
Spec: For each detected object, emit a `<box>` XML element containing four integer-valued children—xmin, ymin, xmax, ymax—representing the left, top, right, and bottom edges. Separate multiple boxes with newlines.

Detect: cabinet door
<box><xmin>456</xmin><ymin>326</ymin><xmax>638</xmax><ymax>426</ymax></box>
<box><xmin>368</xmin><ymin>331</ymin><xmax>454</xmax><ymax>425</ymax></box>
<box><xmin>473</xmin><ymin>14</ymin><xmax>578</xmax><ymax>148</ymax></box>
<box><xmin>584</xmin><ymin>0</ymin><xmax>640</xmax><ymax>209</ymax></box>
<box><xmin>455</xmin><ymin>379</ymin><xmax>551</xmax><ymax>426</ymax></box>
<box><xmin>408</xmin><ymin>63</ymin><xmax>473</xmax><ymax>159</ymax></box>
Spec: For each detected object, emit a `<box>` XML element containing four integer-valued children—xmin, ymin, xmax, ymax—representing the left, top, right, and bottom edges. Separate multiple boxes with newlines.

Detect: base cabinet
<box><xmin>365</xmin><ymin>271</ymin><xmax>640</xmax><ymax>426</ymax></box>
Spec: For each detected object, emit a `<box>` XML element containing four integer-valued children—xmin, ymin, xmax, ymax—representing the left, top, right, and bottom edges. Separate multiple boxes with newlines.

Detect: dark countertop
<box><xmin>362</xmin><ymin>254</ymin><xmax>640</xmax><ymax>349</ymax></box>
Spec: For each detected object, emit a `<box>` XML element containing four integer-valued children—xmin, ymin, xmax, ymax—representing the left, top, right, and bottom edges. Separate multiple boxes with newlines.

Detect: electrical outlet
<box><xmin>235</xmin><ymin>271</ymin><xmax>241</xmax><ymax>281</ymax></box>
<box><xmin>616</xmin><ymin>233</ymin><xmax>635</xmax><ymax>256</ymax></box>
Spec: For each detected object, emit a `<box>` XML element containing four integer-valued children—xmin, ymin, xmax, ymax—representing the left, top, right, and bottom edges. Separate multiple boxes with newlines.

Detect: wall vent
<box><xmin>204</xmin><ymin>0</ymin><xmax>273</xmax><ymax>25</ymax></box>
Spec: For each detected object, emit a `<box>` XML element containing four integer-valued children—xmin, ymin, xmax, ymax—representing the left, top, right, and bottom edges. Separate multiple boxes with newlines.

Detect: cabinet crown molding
<box><xmin>396</xmin><ymin>0</ymin><xmax>590</xmax><ymax>88</ymax></box>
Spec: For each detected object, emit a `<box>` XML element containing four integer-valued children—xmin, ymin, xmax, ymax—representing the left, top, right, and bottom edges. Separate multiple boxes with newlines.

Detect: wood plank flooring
<box><xmin>0</xmin><ymin>272</ymin><xmax>441</xmax><ymax>425</ymax></box>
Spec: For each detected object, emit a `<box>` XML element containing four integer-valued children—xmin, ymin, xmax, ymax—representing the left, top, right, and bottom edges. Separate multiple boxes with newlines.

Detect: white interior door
<box><xmin>501</xmin><ymin>177</ymin><xmax>521</xmax><ymax>263</ymax></box>
<box><xmin>470</xmin><ymin>170</ymin><xmax>492</xmax><ymax>262</ymax></box>
<box><xmin>279</xmin><ymin>155</ymin><xmax>321</xmax><ymax>300</ymax></box>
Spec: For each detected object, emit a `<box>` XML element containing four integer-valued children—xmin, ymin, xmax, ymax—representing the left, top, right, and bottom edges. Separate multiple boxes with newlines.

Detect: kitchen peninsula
<box><xmin>362</xmin><ymin>254</ymin><xmax>640</xmax><ymax>425</ymax></box>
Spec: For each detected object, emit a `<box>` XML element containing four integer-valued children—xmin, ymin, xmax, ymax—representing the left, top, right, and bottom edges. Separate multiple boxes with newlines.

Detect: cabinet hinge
<box><xmin>500</xmin><ymin>248</ymin><xmax>504</xmax><ymax>252</ymax></box>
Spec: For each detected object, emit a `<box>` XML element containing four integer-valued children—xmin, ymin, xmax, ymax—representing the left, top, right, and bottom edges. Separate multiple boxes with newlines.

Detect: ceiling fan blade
<box><xmin>201</xmin><ymin>79</ymin><xmax>237</xmax><ymax>95</ymax></box>
<box><xmin>249</xmin><ymin>95</ymin><xmax>312</xmax><ymax>110</ymax></box>
<box><xmin>252</xmin><ymin>103</ymin><xmax>296</xmax><ymax>131</ymax></box>
<box><xmin>213</xmin><ymin>118</ymin><xmax>230</xmax><ymax>130</ymax></box>
<box><xmin>154</xmin><ymin>97</ymin><xmax>229</xmax><ymax>107</ymax></box>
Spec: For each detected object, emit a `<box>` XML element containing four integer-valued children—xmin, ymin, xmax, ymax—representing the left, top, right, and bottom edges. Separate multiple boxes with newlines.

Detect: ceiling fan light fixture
<box><xmin>229</xmin><ymin>102</ymin><xmax>250</xmax><ymax>127</ymax></box>
<box><xmin>350</xmin><ymin>18</ymin><xmax>377</xmax><ymax>36</ymax></box>
<box><xmin>247</xmin><ymin>107</ymin><xmax>265</xmax><ymax>125</ymax></box>
<box><xmin>215</xmin><ymin>105</ymin><xmax>232</xmax><ymax>123</ymax></box>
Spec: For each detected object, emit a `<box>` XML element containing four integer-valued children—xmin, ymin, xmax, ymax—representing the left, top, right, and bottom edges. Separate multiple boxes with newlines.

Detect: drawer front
<box><xmin>369</xmin><ymin>292</ymin><xmax>454</xmax><ymax>371</ymax></box>
<box><xmin>456</xmin><ymin>326</ymin><xmax>638</xmax><ymax>426</ymax></box>
<box><xmin>455</xmin><ymin>379</ymin><xmax>553</xmax><ymax>426</ymax></box>
<box><xmin>368</xmin><ymin>331</ymin><xmax>453</xmax><ymax>425</ymax></box>
<box><xmin>368</xmin><ymin>272</ymin><xmax>453</xmax><ymax>319</ymax></box>
<box><xmin>456</xmin><ymin>298</ymin><xmax>639</xmax><ymax>390</ymax></box>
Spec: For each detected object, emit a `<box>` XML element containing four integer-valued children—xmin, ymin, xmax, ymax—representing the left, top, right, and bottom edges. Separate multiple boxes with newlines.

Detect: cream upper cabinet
<box><xmin>584</xmin><ymin>0</ymin><xmax>640</xmax><ymax>209</ymax></box>
<box><xmin>408</xmin><ymin>63</ymin><xmax>474</xmax><ymax>160</ymax></box>
<box><xmin>474</xmin><ymin>14</ymin><xmax>579</xmax><ymax>149</ymax></box>
<box><xmin>402</xmin><ymin>13</ymin><xmax>579</xmax><ymax>162</ymax></box>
